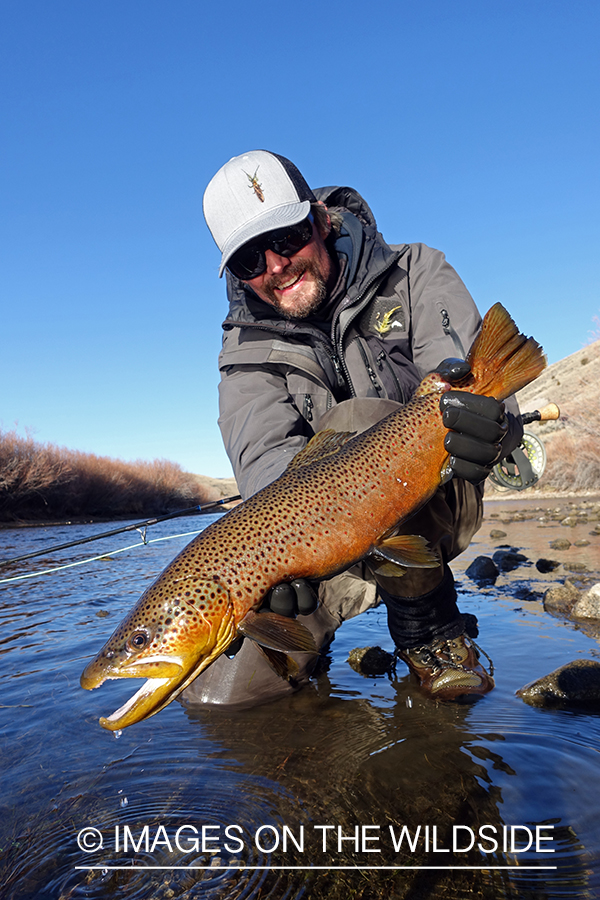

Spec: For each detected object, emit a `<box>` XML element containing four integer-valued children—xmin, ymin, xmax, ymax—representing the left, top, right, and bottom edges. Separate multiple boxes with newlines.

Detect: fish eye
<box><xmin>127</xmin><ymin>631</ymin><xmax>150</xmax><ymax>652</ymax></box>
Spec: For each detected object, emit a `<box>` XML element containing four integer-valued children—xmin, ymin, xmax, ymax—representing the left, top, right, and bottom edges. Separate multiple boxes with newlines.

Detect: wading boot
<box><xmin>396</xmin><ymin>633</ymin><xmax>494</xmax><ymax>701</ymax></box>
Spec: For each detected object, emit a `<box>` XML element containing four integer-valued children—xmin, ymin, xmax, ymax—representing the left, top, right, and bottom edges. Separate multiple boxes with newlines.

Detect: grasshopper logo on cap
<box><xmin>244</xmin><ymin>166</ymin><xmax>265</xmax><ymax>202</ymax></box>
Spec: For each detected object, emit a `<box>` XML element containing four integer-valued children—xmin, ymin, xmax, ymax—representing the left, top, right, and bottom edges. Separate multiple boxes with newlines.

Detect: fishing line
<box><xmin>0</xmin><ymin>528</ymin><xmax>207</xmax><ymax>584</ymax></box>
<box><xmin>0</xmin><ymin>494</ymin><xmax>241</xmax><ymax>567</ymax></box>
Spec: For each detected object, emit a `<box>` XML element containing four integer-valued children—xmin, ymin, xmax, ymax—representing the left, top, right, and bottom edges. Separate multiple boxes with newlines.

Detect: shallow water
<box><xmin>1</xmin><ymin>509</ymin><xmax>599</xmax><ymax>899</ymax></box>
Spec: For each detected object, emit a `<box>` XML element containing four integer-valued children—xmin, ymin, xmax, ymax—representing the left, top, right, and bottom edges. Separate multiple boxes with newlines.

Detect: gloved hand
<box><xmin>224</xmin><ymin>579</ymin><xmax>319</xmax><ymax>658</ymax></box>
<box><xmin>440</xmin><ymin>390</ymin><xmax>508</xmax><ymax>485</ymax></box>
<box><xmin>434</xmin><ymin>358</ymin><xmax>507</xmax><ymax>485</ymax></box>
<box><xmin>267</xmin><ymin>579</ymin><xmax>320</xmax><ymax>617</ymax></box>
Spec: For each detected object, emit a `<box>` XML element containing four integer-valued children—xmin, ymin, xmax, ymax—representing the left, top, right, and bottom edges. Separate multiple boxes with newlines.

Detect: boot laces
<box><xmin>395</xmin><ymin>636</ymin><xmax>494</xmax><ymax>677</ymax></box>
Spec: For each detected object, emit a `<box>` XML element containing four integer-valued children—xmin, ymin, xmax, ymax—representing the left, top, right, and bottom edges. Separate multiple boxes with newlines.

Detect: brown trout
<box><xmin>81</xmin><ymin>303</ymin><xmax>545</xmax><ymax>730</ymax></box>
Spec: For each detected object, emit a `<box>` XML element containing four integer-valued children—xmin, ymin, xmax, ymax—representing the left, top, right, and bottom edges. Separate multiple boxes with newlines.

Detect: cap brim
<box><xmin>218</xmin><ymin>200</ymin><xmax>311</xmax><ymax>277</ymax></box>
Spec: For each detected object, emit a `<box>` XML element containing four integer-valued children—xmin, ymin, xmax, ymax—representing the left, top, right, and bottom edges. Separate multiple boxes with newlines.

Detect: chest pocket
<box><xmin>359</xmin><ymin>265</ymin><xmax>409</xmax><ymax>341</ymax></box>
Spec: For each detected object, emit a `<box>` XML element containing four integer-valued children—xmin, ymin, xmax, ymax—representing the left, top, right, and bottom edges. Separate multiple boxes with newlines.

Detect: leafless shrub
<box><xmin>0</xmin><ymin>428</ymin><xmax>211</xmax><ymax>521</ymax></box>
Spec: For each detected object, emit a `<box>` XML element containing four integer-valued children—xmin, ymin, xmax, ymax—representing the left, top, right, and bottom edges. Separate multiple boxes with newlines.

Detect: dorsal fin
<box><xmin>287</xmin><ymin>429</ymin><xmax>356</xmax><ymax>469</ymax></box>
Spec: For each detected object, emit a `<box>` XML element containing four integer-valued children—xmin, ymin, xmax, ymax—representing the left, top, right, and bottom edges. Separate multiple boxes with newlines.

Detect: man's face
<box><xmin>243</xmin><ymin>218</ymin><xmax>335</xmax><ymax>320</ymax></box>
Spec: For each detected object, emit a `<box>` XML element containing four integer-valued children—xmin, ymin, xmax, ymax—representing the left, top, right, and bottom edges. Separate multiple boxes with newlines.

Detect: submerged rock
<box><xmin>513</xmin><ymin>585</ymin><xmax>542</xmax><ymax>603</ymax></box>
<box><xmin>492</xmin><ymin>549</ymin><xmax>530</xmax><ymax>572</ymax></box>
<box><xmin>465</xmin><ymin>556</ymin><xmax>499</xmax><ymax>586</ymax></box>
<box><xmin>571</xmin><ymin>584</ymin><xmax>600</xmax><ymax>620</ymax></box>
<box><xmin>490</xmin><ymin>529</ymin><xmax>507</xmax><ymax>539</ymax></box>
<box><xmin>536</xmin><ymin>558</ymin><xmax>561</xmax><ymax>574</ymax></box>
<box><xmin>550</xmin><ymin>539</ymin><xmax>571</xmax><ymax>551</ymax></box>
<box><xmin>517</xmin><ymin>660</ymin><xmax>600</xmax><ymax>709</ymax></box>
<box><xmin>543</xmin><ymin>582</ymin><xmax>580</xmax><ymax>617</ymax></box>
<box><xmin>348</xmin><ymin>646</ymin><xmax>395</xmax><ymax>676</ymax></box>
<box><xmin>560</xmin><ymin>516</ymin><xmax>580</xmax><ymax>528</ymax></box>
<box><xmin>563</xmin><ymin>562</ymin><xmax>589</xmax><ymax>573</ymax></box>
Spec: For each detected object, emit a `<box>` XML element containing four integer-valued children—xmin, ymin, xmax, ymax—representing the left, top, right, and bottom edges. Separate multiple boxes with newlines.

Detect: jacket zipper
<box><xmin>329</xmin><ymin>351</ymin><xmax>348</xmax><ymax>390</ymax></box>
<box><xmin>356</xmin><ymin>339</ymin><xmax>383</xmax><ymax>394</ymax></box>
<box><xmin>439</xmin><ymin>308</ymin><xmax>466</xmax><ymax>358</ymax></box>
<box><xmin>376</xmin><ymin>350</ymin><xmax>405</xmax><ymax>404</ymax></box>
<box><xmin>303</xmin><ymin>394</ymin><xmax>314</xmax><ymax>422</ymax></box>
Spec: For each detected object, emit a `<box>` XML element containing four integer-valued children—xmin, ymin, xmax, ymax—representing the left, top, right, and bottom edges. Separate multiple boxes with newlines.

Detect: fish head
<box><xmin>80</xmin><ymin>574</ymin><xmax>236</xmax><ymax>731</ymax></box>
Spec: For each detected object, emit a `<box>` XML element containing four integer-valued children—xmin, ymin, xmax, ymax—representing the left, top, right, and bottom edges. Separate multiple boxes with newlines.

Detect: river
<box><xmin>1</xmin><ymin>507</ymin><xmax>599</xmax><ymax>899</ymax></box>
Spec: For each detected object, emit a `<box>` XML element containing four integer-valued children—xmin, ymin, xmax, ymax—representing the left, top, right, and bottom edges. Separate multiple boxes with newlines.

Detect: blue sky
<box><xmin>1</xmin><ymin>0</ymin><xmax>598</xmax><ymax>478</ymax></box>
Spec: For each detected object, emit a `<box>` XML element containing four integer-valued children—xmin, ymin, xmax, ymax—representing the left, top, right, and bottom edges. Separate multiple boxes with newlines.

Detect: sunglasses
<box><xmin>227</xmin><ymin>217</ymin><xmax>314</xmax><ymax>281</ymax></box>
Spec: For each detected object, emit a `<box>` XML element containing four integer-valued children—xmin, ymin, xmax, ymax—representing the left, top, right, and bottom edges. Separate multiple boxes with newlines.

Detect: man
<box><xmin>183</xmin><ymin>150</ymin><xmax>521</xmax><ymax>709</ymax></box>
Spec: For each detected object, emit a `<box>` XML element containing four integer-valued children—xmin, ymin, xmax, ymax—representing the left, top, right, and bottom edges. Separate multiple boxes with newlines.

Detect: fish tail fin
<box><xmin>465</xmin><ymin>303</ymin><xmax>546</xmax><ymax>401</ymax></box>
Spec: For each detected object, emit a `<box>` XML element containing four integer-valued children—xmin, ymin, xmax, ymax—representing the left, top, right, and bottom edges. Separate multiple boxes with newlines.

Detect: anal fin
<box><xmin>367</xmin><ymin>559</ymin><xmax>408</xmax><ymax>579</ymax></box>
<box><xmin>369</xmin><ymin>534</ymin><xmax>439</xmax><ymax>570</ymax></box>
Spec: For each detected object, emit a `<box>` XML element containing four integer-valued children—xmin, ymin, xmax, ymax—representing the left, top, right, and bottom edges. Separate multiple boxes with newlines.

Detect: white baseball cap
<box><xmin>203</xmin><ymin>150</ymin><xmax>317</xmax><ymax>276</ymax></box>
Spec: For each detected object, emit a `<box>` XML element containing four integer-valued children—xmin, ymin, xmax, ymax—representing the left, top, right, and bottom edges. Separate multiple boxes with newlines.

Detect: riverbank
<box><xmin>455</xmin><ymin>492</ymin><xmax>600</xmax><ymax>666</ymax></box>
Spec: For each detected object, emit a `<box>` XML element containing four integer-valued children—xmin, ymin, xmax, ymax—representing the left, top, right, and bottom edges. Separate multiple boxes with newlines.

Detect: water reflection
<box><xmin>183</xmin><ymin>672</ymin><xmax>595</xmax><ymax>898</ymax></box>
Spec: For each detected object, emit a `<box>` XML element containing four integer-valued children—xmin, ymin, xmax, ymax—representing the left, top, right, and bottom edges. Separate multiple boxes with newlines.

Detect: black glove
<box><xmin>267</xmin><ymin>579</ymin><xmax>320</xmax><ymax>617</ymax></box>
<box><xmin>225</xmin><ymin>579</ymin><xmax>319</xmax><ymax>658</ymax></box>
<box><xmin>440</xmin><ymin>388</ymin><xmax>508</xmax><ymax>486</ymax></box>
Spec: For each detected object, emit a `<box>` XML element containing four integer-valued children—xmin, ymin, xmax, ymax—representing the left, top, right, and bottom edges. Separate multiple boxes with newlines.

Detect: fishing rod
<box><xmin>0</xmin><ymin>494</ymin><xmax>241</xmax><ymax>567</ymax></box>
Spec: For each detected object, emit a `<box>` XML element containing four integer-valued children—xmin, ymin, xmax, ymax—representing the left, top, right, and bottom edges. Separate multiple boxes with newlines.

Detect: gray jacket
<box><xmin>217</xmin><ymin>186</ymin><xmax>521</xmax><ymax>498</ymax></box>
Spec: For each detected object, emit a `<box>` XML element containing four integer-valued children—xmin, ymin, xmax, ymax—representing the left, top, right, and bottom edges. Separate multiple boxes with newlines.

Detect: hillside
<box><xmin>516</xmin><ymin>336</ymin><xmax>600</xmax><ymax>435</ymax></box>
<box><xmin>192</xmin><ymin>473</ymin><xmax>239</xmax><ymax>502</ymax></box>
<box><xmin>503</xmin><ymin>337</ymin><xmax>600</xmax><ymax>493</ymax></box>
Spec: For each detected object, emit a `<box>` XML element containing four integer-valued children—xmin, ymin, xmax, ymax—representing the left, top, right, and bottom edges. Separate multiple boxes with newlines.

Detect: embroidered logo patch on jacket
<box><xmin>361</xmin><ymin>297</ymin><xmax>407</xmax><ymax>338</ymax></box>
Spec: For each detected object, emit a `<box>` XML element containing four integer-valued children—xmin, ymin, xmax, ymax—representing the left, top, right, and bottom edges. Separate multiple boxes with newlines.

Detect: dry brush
<box><xmin>0</xmin><ymin>428</ymin><xmax>211</xmax><ymax>521</ymax></box>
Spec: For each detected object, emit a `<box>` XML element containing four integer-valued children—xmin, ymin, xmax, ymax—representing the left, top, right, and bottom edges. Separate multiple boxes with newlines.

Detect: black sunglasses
<box><xmin>227</xmin><ymin>217</ymin><xmax>314</xmax><ymax>281</ymax></box>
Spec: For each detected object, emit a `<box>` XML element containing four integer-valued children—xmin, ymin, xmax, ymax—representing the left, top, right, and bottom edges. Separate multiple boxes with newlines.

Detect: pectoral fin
<box><xmin>369</xmin><ymin>534</ymin><xmax>440</xmax><ymax>570</ymax></box>
<box><xmin>238</xmin><ymin>609</ymin><xmax>317</xmax><ymax>653</ymax></box>
<box><xmin>256</xmin><ymin>645</ymin><xmax>300</xmax><ymax>682</ymax></box>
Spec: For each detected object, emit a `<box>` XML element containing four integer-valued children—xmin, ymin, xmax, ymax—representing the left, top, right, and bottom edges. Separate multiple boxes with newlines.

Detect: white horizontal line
<box><xmin>75</xmin><ymin>865</ymin><xmax>558</xmax><ymax>871</ymax></box>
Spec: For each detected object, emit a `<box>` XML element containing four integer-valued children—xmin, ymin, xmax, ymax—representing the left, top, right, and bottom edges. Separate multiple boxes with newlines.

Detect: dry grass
<box><xmin>0</xmin><ymin>428</ymin><xmax>212</xmax><ymax>521</ymax></box>
<box><xmin>542</xmin><ymin>405</ymin><xmax>600</xmax><ymax>492</ymax></box>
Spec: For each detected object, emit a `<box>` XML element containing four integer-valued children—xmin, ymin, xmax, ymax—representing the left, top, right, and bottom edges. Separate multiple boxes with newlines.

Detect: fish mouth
<box><xmin>99</xmin><ymin>675</ymin><xmax>179</xmax><ymax>731</ymax></box>
<box><xmin>81</xmin><ymin>655</ymin><xmax>190</xmax><ymax>731</ymax></box>
<box><xmin>82</xmin><ymin>651</ymin><xmax>223</xmax><ymax>731</ymax></box>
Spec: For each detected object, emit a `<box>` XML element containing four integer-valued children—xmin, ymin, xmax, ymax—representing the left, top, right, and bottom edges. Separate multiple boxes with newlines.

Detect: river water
<box><xmin>1</xmin><ymin>508</ymin><xmax>599</xmax><ymax>899</ymax></box>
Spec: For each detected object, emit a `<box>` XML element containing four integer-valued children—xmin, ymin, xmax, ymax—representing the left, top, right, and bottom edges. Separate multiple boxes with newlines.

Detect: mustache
<box><xmin>265</xmin><ymin>260</ymin><xmax>309</xmax><ymax>293</ymax></box>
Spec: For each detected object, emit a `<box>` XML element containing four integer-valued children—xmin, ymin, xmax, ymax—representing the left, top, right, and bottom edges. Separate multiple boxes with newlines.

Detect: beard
<box><xmin>258</xmin><ymin>257</ymin><xmax>329</xmax><ymax>320</ymax></box>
